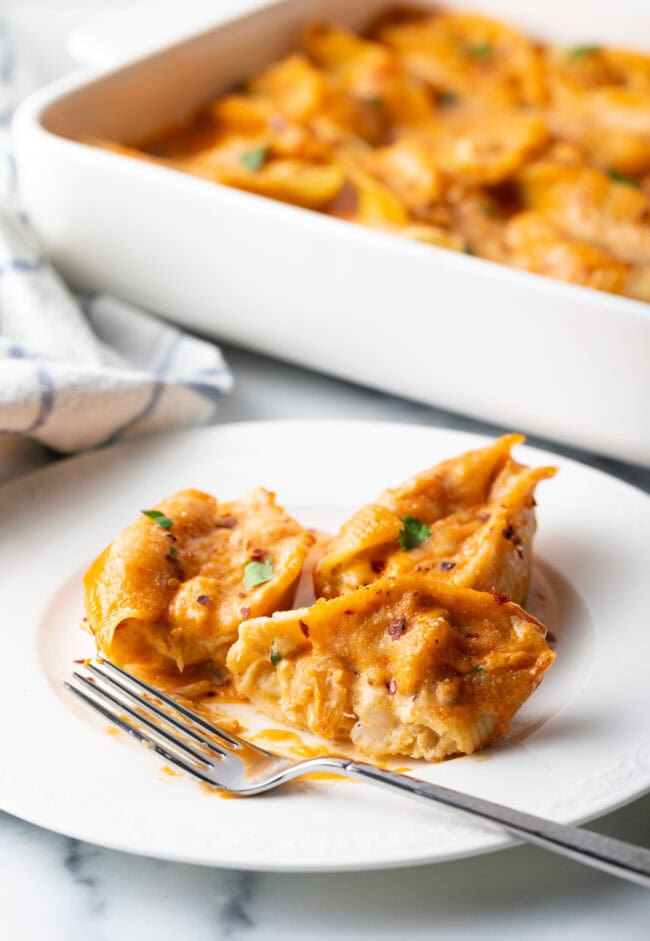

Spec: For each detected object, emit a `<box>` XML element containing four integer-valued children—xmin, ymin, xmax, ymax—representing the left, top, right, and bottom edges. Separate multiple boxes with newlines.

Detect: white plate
<box><xmin>1</xmin><ymin>421</ymin><xmax>649</xmax><ymax>871</ymax></box>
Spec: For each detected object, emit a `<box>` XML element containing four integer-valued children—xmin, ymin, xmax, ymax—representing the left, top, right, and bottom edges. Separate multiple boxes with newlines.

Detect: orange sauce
<box><xmin>200</xmin><ymin>686</ymin><xmax>250</xmax><ymax>705</ymax></box>
<box><xmin>252</xmin><ymin>728</ymin><xmax>413</xmax><ymax>775</ymax></box>
<box><xmin>159</xmin><ymin>764</ymin><xmax>181</xmax><ymax>777</ymax></box>
<box><xmin>199</xmin><ymin>781</ymin><xmax>241</xmax><ymax>799</ymax></box>
<box><xmin>125</xmin><ymin>661</ymin><xmax>233</xmax><ymax>696</ymax></box>
<box><xmin>253</xmin><ymin>728</ymin><xmax>333</xmax><ymax>760</ymax></box>
<box><xmin>183</xmin><ymin>701</ymin><xmax>247</xmax><ymax>737</ymax></box>
<box><xmin>299</xmin><ymin>772</ymin><xmax>345</xmax><ymax>783</ymax></box>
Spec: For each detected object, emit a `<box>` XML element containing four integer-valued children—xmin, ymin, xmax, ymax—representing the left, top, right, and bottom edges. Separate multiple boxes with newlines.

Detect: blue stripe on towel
<box><xmin>23</xmin><ymin>365</ymin><xmax>55</xmax><ymax>433</ymax></box>
<box><xmin>0</xmin><ymin>151</ymin><xmax>17</xmax><ymax>196</ymax></box>
<box><xmin>192</xmin><ymin>364</ymin><xmax>230</xmax><ymax>380</ymax></box>
<box><xmin>0</xmin><ymin>257</ymin><xmax>45</xmax><ymax>276</ymax></box>
<box><xmin>0</xmin><ymin>25</ymin><xmax>16</xmax><ymax>85</ymax></box>
<box><xmin>97</xmin><ymin>330</ymin><xmax>185</xmax><ymax>445</ymax></box>
<box><xmin>99</xmin><ymin>379</ymin><xmax>165</xmax><ymax>446</ymax></box>
<box><xmin>180</xmin><ymin>381</ymin><xmax>227</xmax><ymax>403</ymax></box>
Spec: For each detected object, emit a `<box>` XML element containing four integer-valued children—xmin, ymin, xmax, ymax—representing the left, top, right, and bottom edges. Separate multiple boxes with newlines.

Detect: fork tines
<box><xmin>64</xmin><ymin>658</ymin><xmax>270</xmax><ymax>788</ymax></box>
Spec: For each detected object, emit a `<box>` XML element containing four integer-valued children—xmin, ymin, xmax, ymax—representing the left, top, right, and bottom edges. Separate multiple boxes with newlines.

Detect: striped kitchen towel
<box><xmin>0</xmin><ymin>24</ymin><xmax>232</xmax><ymax>457</ymax></box>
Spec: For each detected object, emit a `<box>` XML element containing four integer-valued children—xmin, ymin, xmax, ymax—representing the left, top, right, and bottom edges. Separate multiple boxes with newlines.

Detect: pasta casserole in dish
<box><xmin>96</xmin><ymin>7</ymin><xmax>650</xmax><ymax>301</ymax></box>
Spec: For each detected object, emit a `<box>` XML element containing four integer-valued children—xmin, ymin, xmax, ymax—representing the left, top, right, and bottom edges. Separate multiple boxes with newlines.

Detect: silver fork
<box><xmin>66</xmin><ymin>659</ymin><xmax>650</xmax><ymax>888</ymax></box>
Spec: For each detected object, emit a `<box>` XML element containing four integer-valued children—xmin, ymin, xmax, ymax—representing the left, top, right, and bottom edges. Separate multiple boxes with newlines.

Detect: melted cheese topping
<box><xmin>84</xmin><ymin>487</ymin><xmax>313</xmax><ymax>670</ymax></box>
<box><xmin>82</xmin><ymin>436</ymin><xmax>558</xmax><ymax>765</ymax></box>
<box><xmin>315</xmin><ymin>434</ymin><xmax>556</xmax><ymax>605</ymax></box>
<box><xmin>227</xmin><ymin>574</ymin><xmax>555</xmax><ymax>761</ymax></box>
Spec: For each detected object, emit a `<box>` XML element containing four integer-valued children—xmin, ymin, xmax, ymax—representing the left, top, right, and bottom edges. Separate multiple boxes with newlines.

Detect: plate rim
<box><xmin>2</xmin><ymin>418</ymin><xmax>649</xmax><ymax>508</ymax></box>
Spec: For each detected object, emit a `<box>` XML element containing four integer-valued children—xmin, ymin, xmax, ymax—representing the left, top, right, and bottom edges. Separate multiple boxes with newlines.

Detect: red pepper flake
<box><xmin>502</xmin><ymin>523</ymin><xmax>523</xmax><ymax>554</ymax></box>
<box><xmin>197</xmin><ymin>595</ymin><xmax>212</xmax><ymax>606</ymax></box>
<box><xmin>330</xmin><ymin>179</ymin><xmax>360</xmax><ymax>218</ymax></box>
<box><xmin>240</xmin><ymin>606</ymin><xmax>251</xmax><ymax>618</ymax></box>
<box><xmin>73</xmin><ymin>658</ymin><xmax>85</xmax><ymax>664</ymax></box>
<box><xmin>344</xmin><ymin>609</ymin><xmax>354</xmax><ymax>615</ymax></box>
<box><xmin>386</xmin><ymin>679</ymin><xmax>397</xmax><ymax>695</ymax></box>
<box><xmin>299</xmin><ymin>620</ymin><xmax>310</xmax><ymax>637</ymax></box>
<box><xmin>387</xmin><ymin>615</ymin><xmax>407</xmax><ymax>640</ymax></box>
<box><xmin>166</xmin><ymin>532</ymin><xmax>178</xmax><ymax>542</ymax></box>
<box><xmin>215</xmin><ymin>516</ymin><xmax>237</xmax><ymax>529</ymax></box>
<box><xmin>478</xmin><ymin>512</ymin><xmax>491</xmax><ymax>522</ymax></box>
<box><xmin>238</xmin><ymin>591</ymin><xmax>247</xmax><ymax>599</ymax></box>
<box><xmin>269</xmin><ymin>114</ymin><xmax>286</xmax><ymax>132</ymax></box>
<box><xmin>370</xmin><ymin>559</ymin><xmax>386</xmax><ymax>574</ymax></box>
<box><xmin>250</xmin><ymin>547</ymin><xmax>265</xmax><ymax>561</ymax></box>
<box><xmin>440</xmin><ymin>561</ymin><xmax>456</xmax><ymax>571</ymax></box>
<box><xmin>490</xmin><ymin>587</ymin><xmax>511</xmax><ymax>605</ymax></box>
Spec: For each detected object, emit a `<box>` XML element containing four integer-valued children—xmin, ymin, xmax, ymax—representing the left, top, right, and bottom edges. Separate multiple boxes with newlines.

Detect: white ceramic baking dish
<box><xmin>13</xmin><ymin>0</ymin><xmax>650</xmax><ymax>466</ymax></box>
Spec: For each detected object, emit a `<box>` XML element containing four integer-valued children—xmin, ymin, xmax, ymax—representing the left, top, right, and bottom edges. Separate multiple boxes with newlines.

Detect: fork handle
<box><xmin>342</xmin><ymin>762</ymin><xmax>650</xmax><ymax>888</ymax></box>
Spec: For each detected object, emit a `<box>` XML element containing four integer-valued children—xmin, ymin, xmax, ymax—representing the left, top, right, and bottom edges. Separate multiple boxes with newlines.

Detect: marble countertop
<box><xmin>2</xmin><ymin>3</ymin><xmax>649</xmax><ymax>937</ymax></box>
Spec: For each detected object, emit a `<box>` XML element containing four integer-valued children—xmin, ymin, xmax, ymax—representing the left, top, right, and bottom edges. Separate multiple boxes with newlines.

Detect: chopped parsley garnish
<box><xmin>270</xmin><ymin>647</ymin><xmax>283</xmax><ymax>666</ymax></box>
<box><xmin>366</xmin><ymin>95</ymin><xmax>384</xmax><ymax>107</ymax></box>
<box><xmin>398</xmin><ymin>516</ymin><xmax>431</xmax><ymax>551</ymax></box>
<box><xmin>466</xmin><ymin>43</ymin><xmax>492</xmax><ymax>58</ymax></box>
<box><xmin>244</xmin><ymin>557</ymin><xmax>274</xmax><ymax>588</ymax></box>
<box><xmin>169</xmin><ymin>546</ymin><xmax>178</xmax><ymax>559</ymax></box>
<box><xmin>607</xmin><ymin>168</ymin><xmax>640</xmax><ymax>187</ymax></box>
<box><xmin>141</xmin><ymin>509</ymin><xmax>173</xmax><ymax>530</ymax></box>
<box><xmin>240</xmin><ymin>145</ymin><xmax>268</xmax><ymax>172</ymax></box>
<box><xmin>439</xmin><ymin>90</ymin><xmax>459</xmax><ymax>106</ymax></box>
<box><xmin>473</xmin><ymin>665</ymin><xmax>485</xmax><ymax>673</ymax></box>
<box><xmin>387</xmin><ymin>615</ymin><xmax>408</xmax><ymax>640</ymax></box>
<box><xmin>567</xmin><ymin>45</ymin><xmax>600</xmax><ymax>62</ymax></box>
<box><xmin>479</xmin><ymin>200</ymin><xmax>499</xmax><ymax>218</ymax></box>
